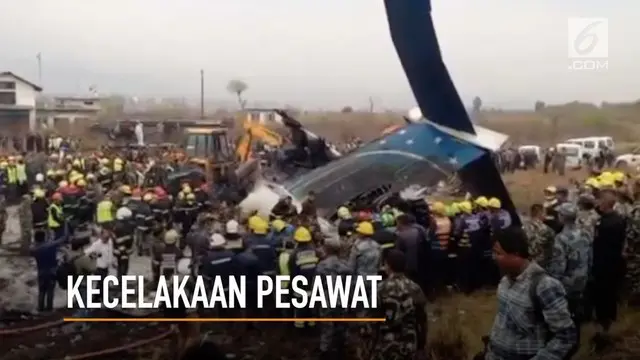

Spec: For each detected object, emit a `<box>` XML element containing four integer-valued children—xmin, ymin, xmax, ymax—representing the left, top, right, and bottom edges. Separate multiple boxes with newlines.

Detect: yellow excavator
<box><xmin>180</xmin><ymin>120</ymin><xmax>259</xmax><ymax>191</ymax></box>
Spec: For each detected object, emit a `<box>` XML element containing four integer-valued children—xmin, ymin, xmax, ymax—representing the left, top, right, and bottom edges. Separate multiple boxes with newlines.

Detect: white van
<box><xmin>555</xmin><ymin>143</ymin><xmax>583</xmax><ymax>169</ymax></box>
<box><xmin>564</xmin><ymin>136</ymin><xmax>614</xmax><ymax>158</ymax></box>
<box><xmin>518</xmin><ymin>145</ymin><xmax>542</xmax><ymax>162</ymax></box>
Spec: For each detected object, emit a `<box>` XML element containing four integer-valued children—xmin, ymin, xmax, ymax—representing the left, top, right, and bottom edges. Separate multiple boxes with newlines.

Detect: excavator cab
<box><xmin>183</xmin><ymin>125</ymin><xmax>235</xmax><ymax>180</ymax></box>
<box><xmin>183</xmin><ymin>124</ymin><xmax>259</xmax><ymax>192</ymax></box>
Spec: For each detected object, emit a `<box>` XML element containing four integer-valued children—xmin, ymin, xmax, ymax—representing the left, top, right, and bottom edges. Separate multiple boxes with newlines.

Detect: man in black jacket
<box><xmin>590</xmin><ymin>190</ymin><xmax>626</xmax><ymax>346</ymax></box>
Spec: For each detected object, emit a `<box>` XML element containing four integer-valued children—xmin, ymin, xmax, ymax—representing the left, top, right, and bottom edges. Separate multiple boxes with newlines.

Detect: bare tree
<box><xmin>341</xmin><ymin>106</ymin><xmax>353</xmax><ymax>113</ymax></box>
<box><xmin>534</xmin><ymin>100</ymin><xmax>546</xmax><ymax>112</ymax></box>
<box><xmin>226</xmin><ymin>79</ymin><xmax>248</xmax><ymax>109</ymax></box>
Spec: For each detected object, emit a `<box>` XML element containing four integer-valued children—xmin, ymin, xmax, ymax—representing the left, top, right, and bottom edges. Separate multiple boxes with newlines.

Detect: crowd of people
<box><xmin>0</xmin><ymin>141</ymin><xmax>634</xmax><ymax>360</ymax></box>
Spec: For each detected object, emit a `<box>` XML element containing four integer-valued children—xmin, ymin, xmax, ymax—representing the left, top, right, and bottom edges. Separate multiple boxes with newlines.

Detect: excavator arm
<box><xmin>236</xmin><ymin>121</ymin><xmax>286</xmax><ymax>163</ymax></box>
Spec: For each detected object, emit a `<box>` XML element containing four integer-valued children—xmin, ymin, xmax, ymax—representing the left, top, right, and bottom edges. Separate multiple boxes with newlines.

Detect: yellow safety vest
<box><xmin>48</xmin><ymin>204</ymin><xmax>63</xmax><ymax>228</ymax></box>
<box><xmin>7</xmin><ymin>167</ymin><xmax>17</xmax><ymax>184</ymax></box>
<box><xmin>278</xmin><ymin>252</ymin><xmax>291</xmax><ymax>288</ymax></box>
<box><xmin>16</xmin><ymin>164</ymin><xmax>27</xmax><ymax>184</ymax></box>
<box><xmin>96</xmin><ymin>200</ymin><xmax>114</xmax><ymax>224</ymax></box>
<box><xmin>113</xmin><ymin>159</ymin><xmax>123</xmax><ymax>172</ymax></box>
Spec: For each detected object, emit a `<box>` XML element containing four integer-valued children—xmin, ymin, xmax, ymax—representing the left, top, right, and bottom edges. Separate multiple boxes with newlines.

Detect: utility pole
<box><xmin>36</xmin><ymin>53</ymin><xmax>42</xmax><ymax>86</ymax></box>
<box><xmin>200</xmin><ymin>69</ymin><xmax>204</xmax><ymax>120</ymax></box>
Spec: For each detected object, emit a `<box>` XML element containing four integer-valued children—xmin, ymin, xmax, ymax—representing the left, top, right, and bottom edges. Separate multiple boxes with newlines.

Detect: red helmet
<box><xmin>357</xmin><ymin>211</ymin><xmax>372</xmax><ymax>221</ymax></box>
<box><xmin>154</xmin><ymin>186</ymin><xmax>166</xmax><ymax>197</ymax></box>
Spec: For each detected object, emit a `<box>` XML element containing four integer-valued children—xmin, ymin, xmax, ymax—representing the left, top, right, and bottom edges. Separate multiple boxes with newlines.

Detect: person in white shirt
<box><xmin>135</xmin><ymin>121</ymin><xmax>144</xmax><ymax>146</ymax></box>
<box><xmin>84</xmin><ymin>230</ymin><xmax>114</xmax><ymax>280</ymax></box>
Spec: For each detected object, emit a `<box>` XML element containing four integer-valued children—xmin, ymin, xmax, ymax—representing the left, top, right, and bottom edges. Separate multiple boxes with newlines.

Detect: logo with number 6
<box><xmin>567</xmin><ymin>18</ymin><xmax>608</xmax><ymax>59</ymax></box>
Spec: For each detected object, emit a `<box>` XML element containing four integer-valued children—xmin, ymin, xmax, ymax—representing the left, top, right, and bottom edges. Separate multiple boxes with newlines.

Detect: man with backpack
<box><xmin>485</xmin><ymin>226</ymin><xmax>576</xmax><ymax>360</ymax></box>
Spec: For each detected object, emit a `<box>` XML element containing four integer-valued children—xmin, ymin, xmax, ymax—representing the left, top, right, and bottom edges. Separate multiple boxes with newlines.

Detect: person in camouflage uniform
<box><xmin>624</xmin><ymin>201</ymin><xmax>640</xmax><ymax>307</ymax></box>
<box><xmin>19</xmin><ymin>194</ymin><xmax>33</xmax><ymax>252</ymax></box>
<box><xmin>547</xmin><ymin>202</ymin><xmax>591</xmax><ymax>358</ymax></box>
<box><xmin>576</xmin><ymin>194</ymin><xmax>599</xmax><ymax>245</ymax></box>
<box><xmin>523</xmin><ymin>203</ymin><xmax>556</xmax><ymax>270</ymax></box>
<box><xmin>613</xmin><ymin>189</ymin><xmax>633</xmax><ymax>219</ymax></box>
<box><xmin>316</xmin><ymin>238</ymin><xmax>352</xmax><ymax>360</ymax></box>
<box><xmin>361</xmin><ymin>250</ymin><xmax>426</xmax><ymax>360</ymax></box>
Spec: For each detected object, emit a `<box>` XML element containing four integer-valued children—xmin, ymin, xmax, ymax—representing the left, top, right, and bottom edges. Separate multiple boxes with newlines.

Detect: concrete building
<box><xmin>0</xmin><ymin>71</ymin><xmax>43</xmax><ymax>133</ymax></box>
<box><xmin>37</xmin><ymin>96</ymin><xmax>102</xmax><ymax>135</ymax></box>
<box><xmin>246</xmin><ymin>109</ymin><xmax>282</xmax><ymax>124</ymax></box>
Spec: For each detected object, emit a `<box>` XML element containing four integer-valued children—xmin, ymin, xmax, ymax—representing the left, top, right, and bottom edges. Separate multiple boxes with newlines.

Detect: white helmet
<box><xmin>210</xmin><ymin>233</ymin><xmax>226</xmax><ymax>248</ymax></box>
<box><xmin>115</xmin><ymin>207</ymin><xmax>133</xmax><ymax>220</ymax></box>
<box><xmin>35</xmin><ymin>173</ymin><xmax>44</xmax><ymax>182</ymax></box>
<box><xmin>225</xmin><ymin>220</ymin><xmax>239</xmax><ymax>234</ymax></box>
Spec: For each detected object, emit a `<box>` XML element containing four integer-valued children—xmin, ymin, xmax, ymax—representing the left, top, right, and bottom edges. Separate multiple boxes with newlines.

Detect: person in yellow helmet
<box><xmin>348</xmin><ymin>221</ymin><xmax>380</xmax><ymax>281</ymax></box>
<box><xmin>429</xmin><ymin>201</ymin><xmax>452</xmax><ymax>293</ymax></box>
<box><xmin>247</xmin><ymin>214</ymin><xmax>263</xmax><ymax>232</ymax></box>
<box><xmin>289</xmin><ymin>226</ymin><xmax>319</xmax><ymax>329</ymax></box>
<box><xmin>474</xmin><ymin>196</ymin><xmax>489</xmax><ymax>210</ymax></box>
<box><xmin>246</xmin><ymin>218</ymin><xmax>278</xmax><ymax>278</ymax></box>
<box><xmin>449</xmin><ymin>202</ymin><xmax>460</xmax><ymax>217</ymax></box>
<box><xmin>585</xmin><ymin>177</ymin><xmax>600</xmax><ymax>193</ymax></box>
<box><xmin>487</xmin><ymin>197</ymin><xmax>512</xmax><ymax>233</ymax></box>
<box><xmin>271</xmin><ymin>219</ymin><xmax>294</xmax><ymax>252</ymax></box>
<box><xmin>450</xmin><ymin>199</ymin><xmax>486</xmax><ymax>293</ymax></box>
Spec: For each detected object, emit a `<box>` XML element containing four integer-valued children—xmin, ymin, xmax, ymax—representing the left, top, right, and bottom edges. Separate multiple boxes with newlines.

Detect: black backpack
<box><xmin>529</xmin><ymin>270</ymin><xmax>552</xmax><ymax>341</ymax></box>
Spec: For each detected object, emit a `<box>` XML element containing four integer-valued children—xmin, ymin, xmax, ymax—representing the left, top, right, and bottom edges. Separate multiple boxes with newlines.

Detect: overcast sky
<box><xmin>1</xmin><ymin>0</ymin><xmax>636</xmax><ymax>109</ymax></box>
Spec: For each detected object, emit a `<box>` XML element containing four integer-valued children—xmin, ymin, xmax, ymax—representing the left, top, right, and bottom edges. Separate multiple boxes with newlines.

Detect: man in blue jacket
<box><xmin>30</xmin><ymin>235</ymin><xmax>66</xmax><ymax>312</ymax></box>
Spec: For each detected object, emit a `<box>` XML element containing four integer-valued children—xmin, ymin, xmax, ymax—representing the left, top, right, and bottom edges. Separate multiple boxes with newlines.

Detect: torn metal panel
<box><xmin>279</xmin><ymin>122</ymin><xmax>486</xmax><ymax>215</ymax></box>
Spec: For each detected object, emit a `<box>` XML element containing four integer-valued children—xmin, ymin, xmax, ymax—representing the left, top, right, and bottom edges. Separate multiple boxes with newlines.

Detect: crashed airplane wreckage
<box><xmin>242</xmin><ymin>0</ymin><xmax>519</xmax><ymax>225</ymax></box>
